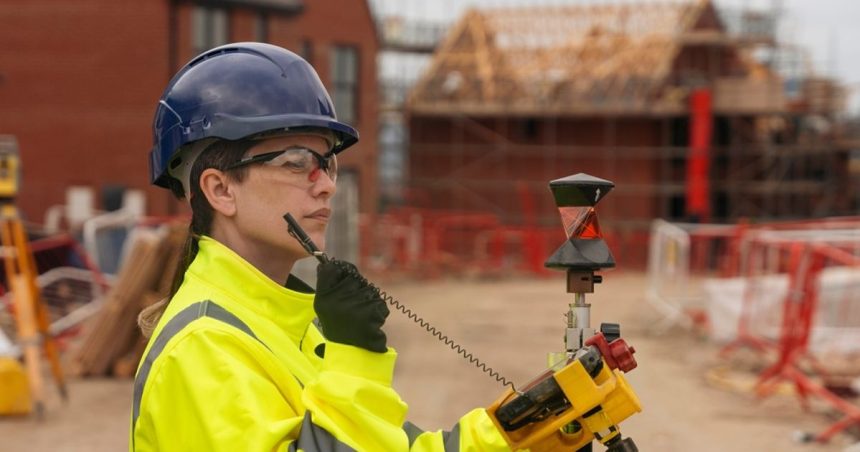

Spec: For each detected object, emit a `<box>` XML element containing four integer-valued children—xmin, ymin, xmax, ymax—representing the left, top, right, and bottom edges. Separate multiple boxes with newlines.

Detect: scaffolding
<box><xmin>370</xmin><ymin>0</ymin><xmax>855</xmax><ymax>270</ymax></box>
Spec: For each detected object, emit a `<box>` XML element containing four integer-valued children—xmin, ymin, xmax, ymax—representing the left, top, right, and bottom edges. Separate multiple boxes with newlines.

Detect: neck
<box><xmin>209</xmin><ymin>227</ymin><xmax>297</xmax><ymax>285</ymax></box>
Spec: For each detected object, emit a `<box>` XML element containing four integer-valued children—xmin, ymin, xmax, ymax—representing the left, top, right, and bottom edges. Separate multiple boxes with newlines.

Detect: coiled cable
<box><xmin>337</xmin><ymin>260</ymin><xmax>516</xmax><ymax>391</ymax></box>
<box><xmin>284</xmin><ymin>213</ymin><xmax>516</xmax><ymax>391</ymax></box>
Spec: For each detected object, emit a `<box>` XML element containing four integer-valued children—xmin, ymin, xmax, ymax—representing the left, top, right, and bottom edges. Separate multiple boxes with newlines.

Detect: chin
<box><xmin>311</xmin><ymin>234</ymin><xmax>327</xmax><ymax>252</ymax></box>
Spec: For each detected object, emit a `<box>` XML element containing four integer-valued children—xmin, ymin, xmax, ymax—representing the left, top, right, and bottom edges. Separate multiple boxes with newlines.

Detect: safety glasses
<box><xmin>225</xmin><ymin>147</ymin><xmax>337</xmax><ymax>183</ymax></box>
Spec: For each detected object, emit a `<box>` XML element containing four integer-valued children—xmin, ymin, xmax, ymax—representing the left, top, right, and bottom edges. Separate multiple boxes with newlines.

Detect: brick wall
<box><xmin>0</xmin><ymin>0</ymin><xmax>171</xmax><ymax>220</ymax></box>
<box><xmin>0</xmin><ymin>0</ymin><xmax>379</xmax><ymax>221</ymax></box>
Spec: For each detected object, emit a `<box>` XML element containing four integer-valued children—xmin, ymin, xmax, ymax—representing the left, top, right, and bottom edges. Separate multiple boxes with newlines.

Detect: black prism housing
<box><xmin>549</xmin><ymin>173</ymin><xmax>614</xmax><ymax>207</ymax></box>
<box><xmin>545</xmin><ymin>239</ymin><xmax>615</xmax><ymax>270</ymax></box>
<box><xmin>545</xmin><ymin>173</ymin><xmax>616</xmax><ymax>271</ymax></box>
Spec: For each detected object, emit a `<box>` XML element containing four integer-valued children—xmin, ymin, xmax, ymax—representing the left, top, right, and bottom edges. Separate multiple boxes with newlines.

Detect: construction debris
<box><xmin>71</xmin><ymin>224</ymin><xmax>185</xmax><ymax>378</ymax></box>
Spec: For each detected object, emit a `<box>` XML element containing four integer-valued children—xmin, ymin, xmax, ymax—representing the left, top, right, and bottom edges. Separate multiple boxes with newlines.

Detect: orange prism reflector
<box><xmin>559</xmin><ymin>207</ymin><xmax>603</xmax><ymax>239</ymax></box>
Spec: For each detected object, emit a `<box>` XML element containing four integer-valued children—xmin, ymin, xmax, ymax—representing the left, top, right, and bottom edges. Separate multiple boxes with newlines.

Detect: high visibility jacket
<box><xmin>130</xmin><ymin>236</ymin><xmax>512</xmax><ymax>451</ymax></box>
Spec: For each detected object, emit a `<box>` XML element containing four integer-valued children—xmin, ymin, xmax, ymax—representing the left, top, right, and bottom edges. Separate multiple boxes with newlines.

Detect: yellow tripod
<box><xmin>0</xmin><ymin>138</ymin><xmax>67</xmax><ymax>417</ymax></box>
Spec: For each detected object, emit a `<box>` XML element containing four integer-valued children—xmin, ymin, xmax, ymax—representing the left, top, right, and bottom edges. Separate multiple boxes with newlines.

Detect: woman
<box><xmin>131</xmin><ymin>42</ymin><xmax>510</xmax><ymax>451</ymax></box>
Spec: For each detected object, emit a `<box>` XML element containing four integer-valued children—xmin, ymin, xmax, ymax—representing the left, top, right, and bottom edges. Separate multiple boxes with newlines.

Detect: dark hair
<box><xmin>138</xmin><ymin>139</ymin><xmax>254</xmax><ymax>337</ymax></box>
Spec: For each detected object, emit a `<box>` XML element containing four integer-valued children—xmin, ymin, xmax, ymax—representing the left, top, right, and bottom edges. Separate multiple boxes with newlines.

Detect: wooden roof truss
<box><xmin>409</xmin><ymin>0</ymin><xmax>726</xmax><ymax>115</ymax></box>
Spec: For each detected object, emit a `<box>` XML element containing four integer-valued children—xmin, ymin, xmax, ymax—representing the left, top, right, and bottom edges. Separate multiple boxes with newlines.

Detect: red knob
<box><xmin>584</xmin><ymin>332</ymin><xmax>638</xmax><ymax>372</ymax></box>
<box><xmin>608</xmin><ymin>339</ymin><xmax>637</xmax><ymax>372</ymax></box>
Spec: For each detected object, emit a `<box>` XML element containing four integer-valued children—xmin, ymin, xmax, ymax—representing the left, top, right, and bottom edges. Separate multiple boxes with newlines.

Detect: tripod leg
<box><xmin>10</xmin><ymin>273</ymin><xmax>45</xmax><ymax>417</ymax></box>
<box><xmin>0</xmin><ymin>220</ymin><xmax>45</xmax><ymax>416</ymax></box>
<box><xmin>13</xmin><ymin>221</ymin><xmax>67</xmax><ymax>400</ymax></box>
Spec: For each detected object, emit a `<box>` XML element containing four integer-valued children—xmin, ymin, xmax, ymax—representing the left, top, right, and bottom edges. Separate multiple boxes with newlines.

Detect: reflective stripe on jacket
<box><xmin>130</xmin><ymin>236</ymin><xmax>512</xmax><ymax>451</ymax></box>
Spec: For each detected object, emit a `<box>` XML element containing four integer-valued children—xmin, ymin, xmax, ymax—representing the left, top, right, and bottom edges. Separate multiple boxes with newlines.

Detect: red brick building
<box><xmin>0</xmin><ymin>0</ymin><xmax>379</xmax><ymax>222</ymax></box>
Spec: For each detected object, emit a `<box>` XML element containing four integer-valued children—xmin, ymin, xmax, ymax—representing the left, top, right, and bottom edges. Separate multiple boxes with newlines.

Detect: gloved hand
<box><xmin>315</xmin><ymin>259</ymin><xmax>390</xmax><ymax>353</ymax></box>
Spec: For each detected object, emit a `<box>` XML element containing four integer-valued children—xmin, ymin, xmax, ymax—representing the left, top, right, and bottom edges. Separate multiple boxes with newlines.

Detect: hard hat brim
<box><xmin>150</xmin><ymin>113</ymin><xmax>358</xmax><ymax>188</ymax></box>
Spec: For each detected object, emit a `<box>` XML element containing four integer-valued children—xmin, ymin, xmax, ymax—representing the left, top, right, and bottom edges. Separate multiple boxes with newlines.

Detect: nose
<box><xmin>311</xmin><ymin>170</ymin><xmax>337</xmax><ymax>199</ymax></box>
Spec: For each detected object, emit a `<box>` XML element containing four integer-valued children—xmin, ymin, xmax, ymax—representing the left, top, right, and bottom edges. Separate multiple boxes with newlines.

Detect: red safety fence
<box><xmin>360</xmin><ymin>207</ymin><xmax>563</xmax><ymax>278</ymax></box>
<box><xmin>722</xmin><ymin>230</ymin><xmax>860</xmax><ymax>443</ymax></box>
<box><xmin>648</xmin><ymin>217</ymin><xmax>860</xmax><ymax>443</ymax></box>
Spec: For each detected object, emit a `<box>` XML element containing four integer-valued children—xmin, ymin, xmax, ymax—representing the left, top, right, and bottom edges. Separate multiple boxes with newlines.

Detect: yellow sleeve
<box><xmin>406</xmin><ymin>408</ymin><xmax>514</xmax><ymax>452</ymax></box>
<box><xmin>304</xmin><ymin>342</ymin><xmax>512</xmax><ymax>451</ymax></box>
<box><xmin>301</xmin><ymin>342</ymin><xmax>411</xmax><ymax>450</ymax></box>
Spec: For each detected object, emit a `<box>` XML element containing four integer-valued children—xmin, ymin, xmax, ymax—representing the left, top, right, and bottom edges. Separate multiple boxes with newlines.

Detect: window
<box><xmin>192</xmin><ymin>6</ymin><xmax>229</xmax><ymax>55</ymax></box>
<box><xmin>254</xmin><ymin>12</ymin><xmax>269</xmax><ymax>42</ymax></box>
<box><xmin>330</xmin><ymin>46</ymin><xmax>359</xmax><ymax>124</ymax></box>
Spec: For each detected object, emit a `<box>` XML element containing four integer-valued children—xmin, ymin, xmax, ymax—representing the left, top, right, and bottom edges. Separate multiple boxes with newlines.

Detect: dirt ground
<box><xmin>2</xmin><ymin>272</ymin><xmax>859</xmax><ymax>451</ymax></box>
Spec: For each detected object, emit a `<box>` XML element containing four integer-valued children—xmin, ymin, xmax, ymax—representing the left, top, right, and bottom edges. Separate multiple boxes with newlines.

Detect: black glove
<box><xmin>315</xmin><ymin>259</ymin><xmax>389</xmax><ymax>353</ymax></box>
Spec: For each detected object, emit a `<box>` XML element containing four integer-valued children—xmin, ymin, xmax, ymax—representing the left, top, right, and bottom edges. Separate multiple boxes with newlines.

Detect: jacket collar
<box><xmin>187</xmin><ymin>236</ymin><xmax>316</xmax><ymax>344</ymax></box>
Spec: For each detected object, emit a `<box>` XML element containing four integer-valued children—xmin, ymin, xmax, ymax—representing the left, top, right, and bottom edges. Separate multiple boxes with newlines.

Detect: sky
<box><xmin>371</xmin><ymin>0</ymin><xmax>860</xmax><ymax>114</ymax></box>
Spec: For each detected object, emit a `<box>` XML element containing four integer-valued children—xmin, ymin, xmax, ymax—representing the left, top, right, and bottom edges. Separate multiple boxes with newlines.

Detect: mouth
<box><xmin>305</xmin><ymin>208</ymin><xmax>331</xmax><ymax>222</ymax></box>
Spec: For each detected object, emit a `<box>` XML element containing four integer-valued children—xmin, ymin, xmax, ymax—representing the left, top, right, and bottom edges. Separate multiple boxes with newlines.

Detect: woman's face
<box><xmin>231</xmin><ymin>133</ymin><xmax>337</xmax><ymax>261</ymax></box>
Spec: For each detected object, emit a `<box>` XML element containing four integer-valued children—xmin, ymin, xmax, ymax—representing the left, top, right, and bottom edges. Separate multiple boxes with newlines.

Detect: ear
<box><xmin>199</xmin><ymin>168</ymin><xmax>238</xmax><ymax>217</ymax></box>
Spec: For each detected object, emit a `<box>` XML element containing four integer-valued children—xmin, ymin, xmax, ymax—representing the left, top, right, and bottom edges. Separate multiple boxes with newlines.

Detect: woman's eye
<box><xmin>282</xmin><ymin>155</ymin><xmax>310</xmax><ymax>171</ymax></box>
<box><xmin>283</xmin><ymin>161</ymin><xmax>304</xmax><ymax>171</ymax></box>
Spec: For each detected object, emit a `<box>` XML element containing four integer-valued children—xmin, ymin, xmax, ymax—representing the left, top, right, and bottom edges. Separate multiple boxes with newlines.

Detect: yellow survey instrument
<box><xmin>0</xmin><ymin>136</ymin><xmax>67</xmax><ymax>418</ymax></box>
<box><xmin>487</xmin><ymin>333</ymin><xmax>641</xmax><ymax>451</ymax></box>
<box><xmin>487</xmin><ymin>174</ymin><xmax>642</xmax><ymax>451</ymax></box>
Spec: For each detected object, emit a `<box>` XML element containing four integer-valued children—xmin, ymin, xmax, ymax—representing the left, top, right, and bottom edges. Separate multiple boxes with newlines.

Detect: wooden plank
<box><xmin>93</xmin><ymin>232</ymin><xmax>167</xmax><ymax>375</ymax></box>
<box><xmin>73</xmin><ymin>228</ymin><xmax>167</xmax><ymax>376</ymax></box>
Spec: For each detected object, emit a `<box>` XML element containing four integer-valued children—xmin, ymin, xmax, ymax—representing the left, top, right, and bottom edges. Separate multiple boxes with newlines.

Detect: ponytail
<box><xmin>138</xmin><ymin>226</ymin><xmax>199</xmax><ymax>338</ymax></box>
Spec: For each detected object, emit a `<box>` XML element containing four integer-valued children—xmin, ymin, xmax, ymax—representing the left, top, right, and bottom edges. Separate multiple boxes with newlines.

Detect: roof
<box><xmin>408</xmin><ymin>0</ymin><xmax>737</xmax><ymax>116</ymax></box>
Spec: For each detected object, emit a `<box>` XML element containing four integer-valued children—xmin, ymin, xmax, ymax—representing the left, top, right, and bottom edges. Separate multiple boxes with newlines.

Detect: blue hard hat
<box><xmin>149</xmin><ymin>42</ymin><xmax>359</xmax><ymax>189</ymax></box>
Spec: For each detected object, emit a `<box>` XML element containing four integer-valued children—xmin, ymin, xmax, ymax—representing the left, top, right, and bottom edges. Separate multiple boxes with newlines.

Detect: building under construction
<box><xmin>376</xmin><ymin>0</ymin><xmax>856</xmax><ymax>267</ymax></box>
